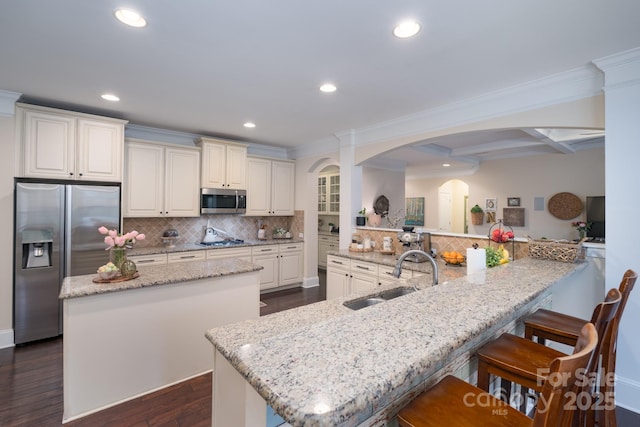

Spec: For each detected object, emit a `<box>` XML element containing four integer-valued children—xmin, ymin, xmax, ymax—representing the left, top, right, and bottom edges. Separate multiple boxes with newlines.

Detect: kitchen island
<box><xmin>59</xmin><ymin>258</ymin><xmax>262</xmax><ymax>423</ymax></box>
<box><xmin>206</xmin><ymin>257</ymin><xmax>587</xmax><ymax>426</ymax></box>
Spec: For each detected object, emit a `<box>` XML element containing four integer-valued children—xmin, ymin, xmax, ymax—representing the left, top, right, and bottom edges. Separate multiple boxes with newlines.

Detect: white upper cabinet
<box><xmin>246</xmin><ymin>157</ymin><xmax>295</xmax><ymax>216</ymax></box>
<box><xmin>318</xmin><ymin>172</ymin><xmax>340</xmax><ymax>214</ymax></box>
<box><xmin>197</xmin><ymin>137</ymin><xmax>247</xmax><ymax>189</ymax></box>
<box><xmin>16</xmin><ymin>103</ymin><xmax>126</xmax><ymax>181</ymax></box>
<box><xmin>123</xmin><ymin>139</ymin><xmax>200</xmax><ymax>217</ymax></box>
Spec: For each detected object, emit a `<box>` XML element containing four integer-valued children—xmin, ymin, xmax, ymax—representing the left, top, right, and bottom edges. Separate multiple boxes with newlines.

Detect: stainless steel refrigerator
<box><xmin>13</xmin><ymin>181</ymin><xmax>120</xmax><ymax>344</ymax></box>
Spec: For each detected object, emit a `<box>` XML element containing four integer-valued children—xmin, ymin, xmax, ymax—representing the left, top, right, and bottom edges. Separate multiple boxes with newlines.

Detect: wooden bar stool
<box><xmin>475</xmin><ymin>288</ymin><xmax>621</xmax><ymax>427</ymax></box>
<box><xmin>524</xmin><ymin>269</ymin><xmax>636</xmax><ymax>427</ymax></box>
<box><xmin>397</xmin><ymin>323</ymin><xmax>598</xmax><ymax>427</ymax></box>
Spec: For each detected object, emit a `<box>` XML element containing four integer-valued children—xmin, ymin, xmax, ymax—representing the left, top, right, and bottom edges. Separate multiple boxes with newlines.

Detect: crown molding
<box><xmin>593</xmin><ymin>47</ymin><xmax>640</xmax><ymax>88</ymax></box>
<box><xmin>0</xmin><ymin>90</ymin><xmax>22</xmax><ymax>117</ymax></box>
<box><xmin>350</xmin><ymin>65</ymin><xmax>603</xmax><ymax>148</ymax></box>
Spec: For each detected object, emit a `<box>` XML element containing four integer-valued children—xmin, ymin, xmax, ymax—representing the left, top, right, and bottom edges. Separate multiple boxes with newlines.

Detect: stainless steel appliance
<box><xmin>200</xmin><ymin>188</ymin><xmax>246</xmax><ymax>214</ymax></box>
<box><xmin>13</xmin><ymin>181</ymin><xmax>120</xmax><ymax>344</ymax></box>
<box><xmin>397</xmin><ymin>230</ymin><xmax>432</xmax><ymax>263</ymax></box>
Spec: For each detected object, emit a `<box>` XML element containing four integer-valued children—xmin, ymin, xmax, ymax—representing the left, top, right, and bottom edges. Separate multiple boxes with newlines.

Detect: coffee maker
<box><xmin>397</xmin><ymin>229</ymin><xmax>431</xmax><ymax>262</ymax></box>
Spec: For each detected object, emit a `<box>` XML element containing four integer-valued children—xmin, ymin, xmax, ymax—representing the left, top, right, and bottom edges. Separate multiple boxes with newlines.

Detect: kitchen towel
<box><xmin>466</xmin><ymin>247</ymin><xmax>487</xmax><ymax>275</ymax></box>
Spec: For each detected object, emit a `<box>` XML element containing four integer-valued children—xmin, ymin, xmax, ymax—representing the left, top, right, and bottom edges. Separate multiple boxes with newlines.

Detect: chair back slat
<box><xmin>532</xmin><ymin>323</ymin><xmax>598</xmax><ymax>427</ymax></box>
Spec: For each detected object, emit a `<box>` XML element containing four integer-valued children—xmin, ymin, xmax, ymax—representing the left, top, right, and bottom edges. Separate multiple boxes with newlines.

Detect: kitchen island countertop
<box><xmin>206</xmin><ymin>257</ymin><xmax>587</xmax><ymax>426</ymax></box>
<box><xmin>59</xmin><ymin>257</ymin><xmax>262</xmax><ymax>299</ymax></box>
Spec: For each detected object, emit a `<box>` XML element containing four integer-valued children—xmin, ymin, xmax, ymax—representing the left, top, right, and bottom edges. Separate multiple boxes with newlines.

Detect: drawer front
<box><xmin>350</xmin><ymin>260</ymin><xmax>378</xmax><ymax>275</ymax></box>
<box><xmin>206</xmin><ymin>247</ymin><xmax>252</xmax><ymax>260</ymax></box>
<box><xmin>327</xmin><ymin>255</ymin><xmax>349</xmax><ymax>270</ymax></box>
<box><xmin>167</xmin><ymin>251</ymin><xmax>206</xmax><ymax>263</ymax></box>
<box><xmin>252</xmin><ymin>245</ymin><xmax>278</xmax><ymax>255</ymax></box>
<box><xmin>379</xmin><ymin>265</ymin><xmax>411</xmax><ymax>280</ymax></box>
<box><xmin>278</xmin><ymin>242</ymin><xmax>303</xmax><ymax>253</ymax></box>
<box><xmin>128</xmin><ymin>253</ymin><xmax>167</xmax><ymax>266</ymax></box>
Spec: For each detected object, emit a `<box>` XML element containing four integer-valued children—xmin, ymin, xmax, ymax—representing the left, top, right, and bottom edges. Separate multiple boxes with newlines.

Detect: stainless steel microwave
<box><xmin>201</xmin><ymin>188</ymin><xmax>246</xmax><ymax>214</ymax></box>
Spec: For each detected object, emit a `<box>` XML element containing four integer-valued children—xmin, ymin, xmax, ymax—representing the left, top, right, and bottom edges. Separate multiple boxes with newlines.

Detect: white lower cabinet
<box><xmin>253</xmin><ymin>243</ymin><xmax>304</xmax><ymax>291</ymax></box>
<box><xmin>326</xmin><ymin>256</ymin><xmax>380</xmax><ymax>299</ymax></box>
<box><xmin>206</xmin><ymin>247</ymin><xmax>251</xmax><ymax>262</ymax></box>
<box><xmin>327</xmin><ymin>256</ymin><xmax>425</xmax><ymax>299</ymax></box>
<box><xmin>252</xmin><ymin>245</ymin><xmax>280</xmax><ymax>291</ymax></box>
<box><xmin>318</xmin><ymin>234</ymin><xmax>339</xmax><ymax>269</ymax></box>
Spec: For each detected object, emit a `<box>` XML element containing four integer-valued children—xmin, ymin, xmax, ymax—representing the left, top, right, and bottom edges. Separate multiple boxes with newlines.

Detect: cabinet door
<box><xmin>270</xmin><ymin>161</ymin><xmax>295</xmax><ymax>215</ymax></box>
<box><xmin>201</xmin><ymin>142</ymin><xmax>227</xmax><ymax>188</ymax></box>
<box><xmin>76</xmin><ymin>118</ymin><xmax>123</xmax><ymax>181</ymax></box>
<box><xmin>327</xmin><ymin>267</ymin><xmax>350</xmax><ymax>300</ymax></box>
<box><xmin>164</xmin><ymin>147</ymin><xmax>200</xmax><ymax>217</ymax></box>
<box><xmin>225</xmin><ymin>144</ymin><xmax>247</xmax><ymax>189</ymax></box>
<box><xmin>318</xmin><ymin>239</ymin><xmax>331</xmax><ymax>269</ymax></box>
<box><xmin>317</xmin><ymin>175</ymin><xmax>327</xmax><ymax>214</ymax></box>
<box><xmin>246</xmin><ymin>157</ymin><xmax>272</xmax><ymax>216</ymax></box>
<box><xmin>253</xmin><ymin>250</ymin><xmax>279</xmax><ymax>290</ymax></box>
<box><xmin>123</xmin><ymin>142</ymin><xmax>164</xmax><ymax>217</ymax></box>
<box><xmin>328</xmin><ymin>174</ymin><xmax>340</xmax><ymax>214</ymax></box>
<box><xmin>22</xmin><ymin>109</ymin><xmax>76</xmax><ymax>179</ymax></box>
<box><xmin>350</xmin><ymin>272</ymin><xmax>377</xmax><ymax>294</ymax></box>
<box><xmin>279</xmin><ymin>250</ymin><xmax>303</xmax><ymax>286</ymax></box>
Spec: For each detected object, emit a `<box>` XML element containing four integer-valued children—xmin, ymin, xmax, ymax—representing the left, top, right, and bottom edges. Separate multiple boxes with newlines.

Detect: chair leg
<box><xmin>476</xmin><ymin>360</ymin><xmax>491</xmax><ymax>392</ymax></box>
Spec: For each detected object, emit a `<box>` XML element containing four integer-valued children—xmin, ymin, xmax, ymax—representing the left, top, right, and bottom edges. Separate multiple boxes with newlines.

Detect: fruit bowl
<box><xmin>441</xmin><ymin>253</ymin><xmax>466</xmax><ymax>266</ymax></box>
<box><xmin>98</xmin><ymin>270</ymin><xmax>119</xmax><ymax>280</ymax></box>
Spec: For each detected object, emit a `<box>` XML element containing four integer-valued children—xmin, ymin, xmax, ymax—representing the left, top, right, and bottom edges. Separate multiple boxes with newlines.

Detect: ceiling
<box><xmin>2</xmin><ymin>1</ymin><xmax>639</xmax><ymax>174</ymax></box>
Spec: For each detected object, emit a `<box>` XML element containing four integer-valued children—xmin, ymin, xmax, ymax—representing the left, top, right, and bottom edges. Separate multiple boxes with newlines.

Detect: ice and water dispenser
<box><xmin>22</xmin><ymin>229</ymin><xmax>53</xmax><ymax>269</ymax></box>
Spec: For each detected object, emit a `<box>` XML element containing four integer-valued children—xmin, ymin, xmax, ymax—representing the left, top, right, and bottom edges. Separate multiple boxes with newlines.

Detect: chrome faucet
<box><xmin>392</xmin><ymin>250</ymin><xmax>438</xmax><ymax>288</ymax></box>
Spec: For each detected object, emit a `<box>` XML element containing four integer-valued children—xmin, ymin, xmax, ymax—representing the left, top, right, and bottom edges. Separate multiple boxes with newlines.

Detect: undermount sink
<box><xmin>378</xmin><ymin>287</ymin><xmax>415</xmax><ymax>300</ymax></box>
<box><xmin>343</xmin><ymin>287</ymin><xmax>416</xmax><ymax>310</ymax></box>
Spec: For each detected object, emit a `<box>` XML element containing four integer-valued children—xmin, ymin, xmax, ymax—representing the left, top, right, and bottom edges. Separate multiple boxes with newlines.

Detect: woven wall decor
<box><xmin>548</xmin><ymin>192</ymin><xmax>583</xmax><ymax>220</ymax></box>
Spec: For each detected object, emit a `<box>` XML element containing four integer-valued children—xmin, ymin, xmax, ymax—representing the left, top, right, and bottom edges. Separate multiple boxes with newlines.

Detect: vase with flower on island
<box><xmin>99</xmin><ymin>226</ymin><xmax>145</xmax><ymax>277</ymax></box>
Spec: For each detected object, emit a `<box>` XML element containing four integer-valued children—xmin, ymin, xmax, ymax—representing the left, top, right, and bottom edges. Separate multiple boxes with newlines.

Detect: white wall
<box><xmin>362</xmin><ymin>166</ymin><xmax>405</xmax><ymax>225</ymax></box>
<box><xmin>407</xmin><ymin>148</ymin><xmax>604</xmax><ymax>240</ymax></box>
<box><xmin>0</xmin><ymin>115</ymin><xmax>15</xmax><ymax>347</ymax></box>
<box><xmin>595</xmin><ymin>48</ymin><xmax>640</xmax><ymax>412</ymax></box>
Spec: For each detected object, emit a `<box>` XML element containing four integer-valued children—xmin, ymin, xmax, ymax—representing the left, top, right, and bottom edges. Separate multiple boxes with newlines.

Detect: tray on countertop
<box><xmin>92</xmin><ymin>272</ymin><xmax>140</xmax><ymax>284</ymax></box>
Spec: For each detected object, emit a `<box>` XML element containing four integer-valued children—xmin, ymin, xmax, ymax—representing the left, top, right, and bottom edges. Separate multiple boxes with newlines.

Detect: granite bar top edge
<box><xmin>60</xmin><ymin>258</ymin><xmax>262</xmax><ymax>300</ymax></box>
<box><xmin>206</xmin><ymin>258</ymin><xmax>588</xmax><ymax>426</ymax></box>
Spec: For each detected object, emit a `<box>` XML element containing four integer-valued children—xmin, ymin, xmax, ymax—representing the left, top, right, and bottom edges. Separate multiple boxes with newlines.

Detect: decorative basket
<box><xmin>528</xmin><ymin>238</ymin><xmax>585</xmax><ymax>263</ymax></box>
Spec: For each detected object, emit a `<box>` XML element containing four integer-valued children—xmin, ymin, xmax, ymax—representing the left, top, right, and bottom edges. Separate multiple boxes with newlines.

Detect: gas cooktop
<box><xmin>199</xmin><ymin>239</ymin><xmax>245</xmax><ymax>247</ymax></box>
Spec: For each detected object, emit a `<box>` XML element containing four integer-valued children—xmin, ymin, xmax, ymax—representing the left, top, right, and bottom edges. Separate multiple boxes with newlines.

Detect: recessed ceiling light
<box><xmin>393</xmin><ymin>20</ymin><xmax>421</xmax><ymax>38</ymax></box>
<box><xmin>243</xmin><ymin>122</ymin><xmax>256</xmax><ymax>128</ymax></box>
<box><xmin>442</xmin><ymin>163</ymin><xmax>451</xmax><ymax>167</ymax></box>
<box><xmin>101</xmin><ymin>93</ymin><xmax>120</xmax><ymax>102</ymax></box>
<box><xmin>114</xmin><ymin>8</ymin><xmax>147</xmax><ymax>28</ymax></box>
<box><xmin>320</xmin><ymin>83</ymin><xmax>337</xmax><ymax>93</ymax></box>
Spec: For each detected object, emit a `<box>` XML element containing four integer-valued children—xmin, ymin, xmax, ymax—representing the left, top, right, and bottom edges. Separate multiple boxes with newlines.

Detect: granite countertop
<box><xmin>59</xmin><ymin>258</ymin><xmax>262</xmax><ymax>300</ymax></box>
<box><xmin>128</xmin><ymin>238</ymin><xmax>304</xmax><ymax>256</ymax></box>
<box><xmin>206</xmin><ymin>258</ymin><xmax>587</xmax><ymax>426</ymax></box>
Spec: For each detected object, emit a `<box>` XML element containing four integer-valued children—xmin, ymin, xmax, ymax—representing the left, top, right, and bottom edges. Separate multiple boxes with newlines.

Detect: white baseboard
<box><xmin>616</xmin><ymin>375</ymin><xmax>640</xmax><ymax>414</ymax></box>
<box><xmin>0</xmin><ymin>329</ymin><xmax>15</xmax><ymax>349</ymax></box>
<box><xmin>302</xmin><ymin>276</ymin><xmax>319</xmax><ymax>288</ymax></box>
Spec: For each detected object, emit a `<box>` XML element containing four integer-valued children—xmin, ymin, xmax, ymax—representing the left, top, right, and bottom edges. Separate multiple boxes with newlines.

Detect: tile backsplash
<box><xmin>123</xmin><ymin>210</ymin><xmax>304</xmax><ymax>248</ymax></box>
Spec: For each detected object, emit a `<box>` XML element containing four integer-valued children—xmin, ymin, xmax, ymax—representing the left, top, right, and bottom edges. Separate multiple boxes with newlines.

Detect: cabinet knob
<box><xmin>69</xmin><ymin>172</ymin><xmax>74</xmax><ymax>176</ymax></box>
<box><xmin>78</xmin><ymin>173</ymin><xmax>83</xmax><ymax>177</ymax></box>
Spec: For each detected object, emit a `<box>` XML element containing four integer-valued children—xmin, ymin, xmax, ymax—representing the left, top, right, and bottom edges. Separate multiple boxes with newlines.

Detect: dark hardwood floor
<box><xmin>2</xmin><ymin>270</ymin><xmax>640</xmax><ymax>426</ymax></box>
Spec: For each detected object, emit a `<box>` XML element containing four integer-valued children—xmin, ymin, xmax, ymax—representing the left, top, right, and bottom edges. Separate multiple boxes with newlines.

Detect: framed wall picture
<box><xmin>485</xmin><ymin>198</ymin><xmax>496</xmax><ymax>212</ymax></box>
<box><xmin>503</xmin><ymin>207</ymin><xmax>525</xmax><ymax>227</ymax></box>
<box><xmin>507</xmin><ymin>197</ymin><xmax>521</xmax><ymax>207</ymax></box>
<box><xmin>405</xmin><ymin>197</ymin><xmax>425</xmax><ymax>226</ymax></box>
